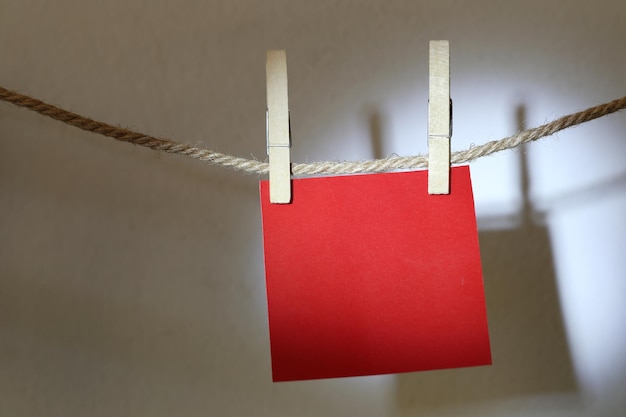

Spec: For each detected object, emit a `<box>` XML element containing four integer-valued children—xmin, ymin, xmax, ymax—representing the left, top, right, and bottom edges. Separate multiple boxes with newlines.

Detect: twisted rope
<box><xmin>1</xmin><ymin>86</ymin><xmax>625</xmax><ymax>176</ymax></box>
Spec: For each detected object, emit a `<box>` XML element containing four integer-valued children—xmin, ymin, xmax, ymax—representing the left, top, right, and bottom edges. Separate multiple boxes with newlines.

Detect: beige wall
<box><xmin>1</xmin><ymin>1</ymin><xmax>625</xmax><ymax>416</ymax></box>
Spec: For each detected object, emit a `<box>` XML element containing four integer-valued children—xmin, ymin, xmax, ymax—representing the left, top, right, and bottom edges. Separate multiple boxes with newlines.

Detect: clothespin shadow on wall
<box><xmin>367</xmin><ymin>109</ymin><xmax>387</xmax><ymax>160</ymax></box>
<box><xmin>395</xmin><ymin>104</ymin><xmax>577</xmax><ymax>411</ymax></box>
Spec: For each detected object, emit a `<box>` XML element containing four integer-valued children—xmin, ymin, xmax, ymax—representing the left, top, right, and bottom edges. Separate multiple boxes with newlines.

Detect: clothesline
<box><xmin>1</xmin><ymin>86</ymin><xmax>625</xmax><ymax>176</ymax></box>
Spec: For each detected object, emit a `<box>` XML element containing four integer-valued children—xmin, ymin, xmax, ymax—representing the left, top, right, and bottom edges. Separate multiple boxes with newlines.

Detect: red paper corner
<box><xmin>260</xmin><ymin>166</ymin><xmax>491</xmax><ymax>382</ymax></box>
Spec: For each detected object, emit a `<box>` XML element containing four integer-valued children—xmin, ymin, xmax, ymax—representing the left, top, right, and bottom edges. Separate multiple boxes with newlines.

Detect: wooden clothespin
<box><xmin>266</xmin><ymin>50</ymin><xmax>292</xmax><ymax>204</ymax></box>
<box><xmin>428</xmin><ymin>40</ymin><xmax>451</xmax><ymax>195</ymax></box>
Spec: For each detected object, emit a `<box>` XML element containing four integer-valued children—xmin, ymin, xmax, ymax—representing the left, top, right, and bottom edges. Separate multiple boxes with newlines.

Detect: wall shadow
<box><xmin>367</xmin><ymin>109</ymin><xmax>387</xmax><ymax>160</ymax></box>
<box><xmin>394</xmin><ymin>106</ymin><xmax>578</xmax><ymax>412</ymax></box>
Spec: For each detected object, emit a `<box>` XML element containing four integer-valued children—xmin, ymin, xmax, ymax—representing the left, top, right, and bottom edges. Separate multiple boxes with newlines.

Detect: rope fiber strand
<box><xmin>1</xmin><ymin>86</ymin><xmax>625</xmax><ymax>176</ymax></box>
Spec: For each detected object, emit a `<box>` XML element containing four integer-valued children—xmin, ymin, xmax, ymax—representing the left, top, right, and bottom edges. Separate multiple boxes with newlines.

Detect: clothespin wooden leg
<box><xmin>266</xmin><ymin>50</ymin><xmax>292</xmax><ymax>204</ymax></box>
<box><xmin>428</xmin><ymin>40</ymin><xmax>451</xmax><ymax>195</ymax></box>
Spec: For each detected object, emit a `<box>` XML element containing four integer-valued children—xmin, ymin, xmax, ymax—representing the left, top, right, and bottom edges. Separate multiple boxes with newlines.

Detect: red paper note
<box><xmin>260</xmin><ymin>166</ymin><xmax>491</xmax><ymax>382</ymax></box>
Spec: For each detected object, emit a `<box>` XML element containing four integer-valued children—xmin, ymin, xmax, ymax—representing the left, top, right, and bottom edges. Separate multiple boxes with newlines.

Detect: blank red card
<box><xmin>260</xmin><ymin>166</ymin><xmax>491</xmax><ymax>382</ymax></box>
